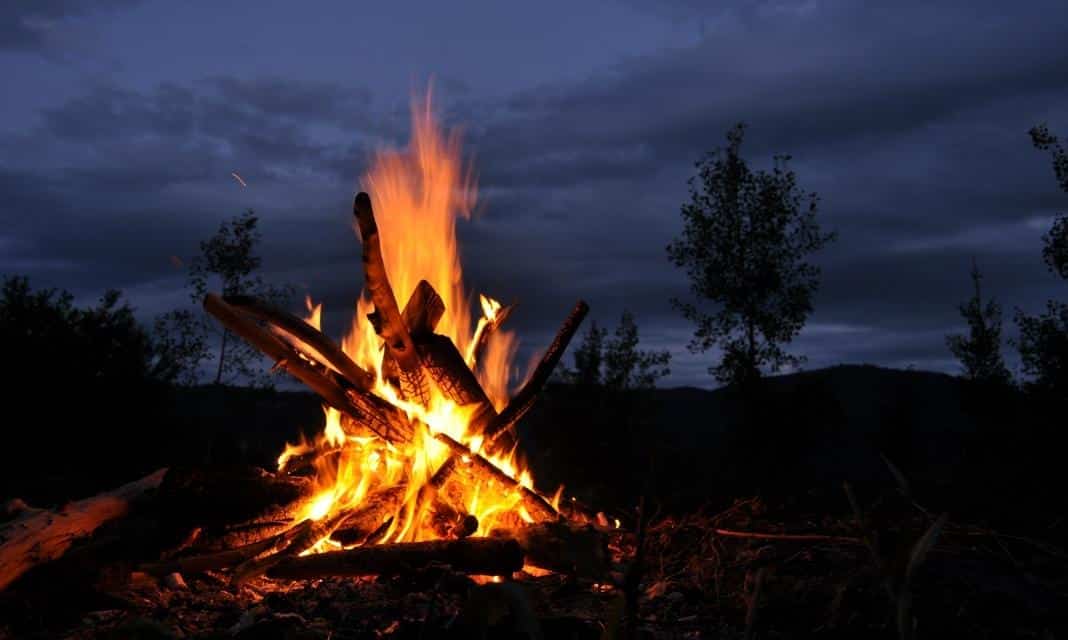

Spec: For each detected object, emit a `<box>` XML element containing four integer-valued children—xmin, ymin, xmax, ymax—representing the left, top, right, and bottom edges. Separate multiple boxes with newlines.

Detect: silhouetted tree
<box><xmin>602</xmin><ymin>310</ymin><xmax>672</xmax><ymax>391</ymax></box>
<box><xmin>561</xmin><ymin>319</ymin><xmax>606</xmax><ymax>386</ymax></box>
<box><xmin>0</xmin><ymin>276</ymin><xmax>175</xmax><ymax>499</ymax></box>
<box><xmin>946</xmin><ymin>261</ymin><xmax>1011</xmax><ymax>385</ymax></box>
<box><xmin>156</xmin><ymin>210</ymin><xmax>292</xmax><ymax>386</ymax></box>
<box><xmin>1013</xmin><ymin>125</ymin><xmax>1068</xmax><ymax>395</ymax></box>
<box><xmin>667</xmin><ymin>123</ymin><xmax>835</xmax><ymax>389</ymax></box>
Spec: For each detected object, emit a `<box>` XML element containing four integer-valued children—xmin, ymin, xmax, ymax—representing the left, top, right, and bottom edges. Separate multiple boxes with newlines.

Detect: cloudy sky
<box><xmin>2</xmin><ymin>0</ymin><xmax>1066</xmax><ymax>388</ymax></box>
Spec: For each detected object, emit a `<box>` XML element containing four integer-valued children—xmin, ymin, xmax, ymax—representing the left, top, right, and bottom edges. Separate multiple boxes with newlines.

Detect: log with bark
<box><xmin>203</xmin><ymin>293</ymin><xmax>413</xmax><ymax>443</ymax></box>
<box><xmin>0</xmin><ymin>468</ymin><xmax>167</xmax><ymax>591</ymax></box>
<box><xmin>223</xmin><ymin>294</ymin><xmax>374</xmax><ymax>391</ymax></box>
<box><xmin>265</xmin><ymin>537</ymin><xmax>524</xmax><ymax>580</ymax></box>
<box><xmin>484</xmin><ymin>300</ymin><xmax>589</xmax><ymax>450</ymax></box>
<box><xmin>353</xmin><ymin>192</ymin><xmax>431</xmax><ymax>406</ymax></box>
<box><xmin>469</xmin><ymin>301</ymin><xmax>516</xmax><ymax>368</ymax></box>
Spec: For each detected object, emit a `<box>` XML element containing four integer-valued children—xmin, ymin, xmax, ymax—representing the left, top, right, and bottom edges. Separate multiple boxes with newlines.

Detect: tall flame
<box><xmin>278</xmin><ymin>92</ymin><xmax>538</xmax><ymax>550</ymax></box>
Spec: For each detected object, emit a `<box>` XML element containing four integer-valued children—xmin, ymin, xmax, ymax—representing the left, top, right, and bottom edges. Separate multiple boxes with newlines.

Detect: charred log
<box><xmin>265</xmin><ymin>537</ymin><xmax>523</xmax><ymax>579</ymax></box>
<box><xmin>490</xmin><ymin>521</ymin><xmax>609</xmax><ymax>578</ymax></box>
<box><xmin>330</xmin><ymin>485</ymin><xmax>408</xmax><ymax>546</ymax></box>
<box><xmin>353</xmin><ymin>192</ymin><xmax>431</xmax><ymax>406</ymax></box>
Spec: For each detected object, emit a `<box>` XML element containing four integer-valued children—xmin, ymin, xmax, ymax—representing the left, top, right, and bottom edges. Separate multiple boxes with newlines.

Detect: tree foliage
<box><xmin>946</xmin><ymin>262</ymin><xmax>1011</xmax><ymax>385</ymax></box>
<box><xmin>155</xmin><ymin>209</ymin><xmax>292</xmax><ymax>386</ymax></box>
<box><xmin>667</xmin><ymin>123</ymin><xmax>835</xmax><ymax>388</ymax></box>
<box><xmin>1</xmin><ymin>275</ymin><xmax>175</xmax><ymax>386</ymax></box>
<box><xmin>1014</xmin><ymin>125</ymin><xmax>1068</xmax><ymax>394</ymax></box>
<box><xmin>559</xmin><ymin>311</ymin><xmax>671</xmax><ymax>390</ymax></box>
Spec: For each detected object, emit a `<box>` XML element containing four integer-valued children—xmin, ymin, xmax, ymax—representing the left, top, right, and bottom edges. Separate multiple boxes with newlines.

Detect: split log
<box><xmin>204</xmin><ymin>293</ymin><xmax>413</xmax><ymax>443</ymax></box>
<box><xmin>403</xmin><ymin>279</ymin><xmax>445</xmax><ymax>339</ymax></box>
<box><xmin>433</xmin><ymin>433</ymin><xmax>558</xmax><ymax>523</ymax></box>
<box><xmin>353</xmin><ymin>192</ymin><xmax>431</xmax><ymax>406</ymax></box>
<box><xmin>0</xmin><ymin>469</ymin><xmax>167</xmax><ymax>591</ymax></box>
<box><xmin>266</xmin><ymin>537</ymin><xmax>524</xmax><ymax>580</ymax></box>
<box><xmin>418</xmin><ymin>333</ymin><xmax>498</xmax><ymax>434</ymax></box>
<box><xmin>223</xmin><ymin>294</ymin><xmax>374</xmax><ymax>391</ymax></box>
<box><xmin>484</xmin><ymin>300</ymin><xmax>589</xmax><ymax>449</ymax></box>
<box><xmin>490</xmin><ymin>521</ymin><xmax>609</xmax><ymax>578</ymax></box>
<box><xmin>330</xmin><ymin>485</ymin><xmax>408</xmax><ymax>546</ymax></box>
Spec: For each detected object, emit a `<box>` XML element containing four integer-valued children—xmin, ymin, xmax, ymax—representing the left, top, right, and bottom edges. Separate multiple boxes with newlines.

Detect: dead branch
<box><xmin>484</xmin><ymin>300</ymin><xmax>589</xmax><ymax>448</ymax></box>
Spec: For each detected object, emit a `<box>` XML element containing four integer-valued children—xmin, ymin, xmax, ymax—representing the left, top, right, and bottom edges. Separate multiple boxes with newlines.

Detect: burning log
<box><xmin>330</xmin><ymin>485</ymin><xmax>409</xmax><ymax>546</ymax></box>
<box><xmin>403</xmin><ymin>279</ymin><xmax>445</xmax><ymax>338</ymax></box>
<box><xmin>203</xmin><ymin>293</ymin><xmax>413</xmax><ymax>443</ymax></box>
<box><xmin>470</xmin><ymin>300</ymin><xmax>515</xmax><ymax>368</ymax></box>
<box><xmin>265</xmin><ymin>537</ymin><xmax>524</xmax><ymax>580</ymax></box>
<box><xmin>353</xmin><ymin>192</ymin><xmax>431</xmax><ymax>406</ymax></box>
<box><xmin>490</xmin><ymin>521</ymin><xmax>609</xmax><ymax>578</ymax></box>
<box><xmin>158</xmin><ymin>466</ymin><xmax>312</xmax><ymax>534</ymax></box>
<box><xmin>222</xmin><ymin>294</ymin><xmax>375</xmax><ymax>391</ymax></box>
<box><xmin>433</xmin><ymin>433</ymin><xmax>558</xmax><ymax>523</ymax></box>
<box><xmin>418</xmin><ymin>333</ymin><xmax>498</xmax><ymax>433</ymax></box>
<box><xmin>0</xmin><ymin>469</ymin><xmax>167</xmax><ymax>591</ymax></box>
<box><xmin>484</xmin><ymin>300</ymin><xmax>589</xmax><ymax>449</ymax></box>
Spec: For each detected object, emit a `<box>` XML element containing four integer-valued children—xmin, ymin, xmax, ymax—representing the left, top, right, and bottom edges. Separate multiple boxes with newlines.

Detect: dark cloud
<box><xmin>0</xmin><ymin>0</ymin><xmax>141</xmax><ymax>52</ymax></box>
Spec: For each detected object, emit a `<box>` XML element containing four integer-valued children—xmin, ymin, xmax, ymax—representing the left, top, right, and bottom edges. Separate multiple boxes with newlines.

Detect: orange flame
<box><xmin>278</xmin><ymin>92</ymin><xmax>553</xmax><ymax>550</ymax></box>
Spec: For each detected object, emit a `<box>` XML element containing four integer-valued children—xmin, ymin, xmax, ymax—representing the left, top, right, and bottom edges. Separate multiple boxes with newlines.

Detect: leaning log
<box><xmin>418</xmin><ymin>333</ymin><xmax>498</xmax><ymax>433</ymax></box>
<box><xmin>353</xmin><ymin>192</ymin><xmax>431</xmax><ymax>406</ymax></box>
<box><xmin>141</xmin><ymin>519</ymin><xmax>314</xmax><ymax>577</ymax></box>
<box><xmin>266</xmin><ymin>537</ymin><xmax>524</xmax><ymax>579</ymax></box>
<box><xmin>484</xmin><ymin>300</ymin><xmax>589</xmax><ymax>448</ymax></box>
<box><xmin>223</xmin><ymin>294</ymin><xmax>374</xmax><ymax>391</ymax></box>
<box><xmin>0</xmin><ymin>469</ymin><xmax>167</xmax><ymax>591</ymax></box>
<box><xmin>204</xmin><ymin>293</ymin><xmax>412</xmax><ymax>443</ymax></box>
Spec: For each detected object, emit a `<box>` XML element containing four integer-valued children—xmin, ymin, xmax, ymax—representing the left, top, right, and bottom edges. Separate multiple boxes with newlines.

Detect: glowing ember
<box><xmin>277</xmin><ymin>93</ymin><xmax>551</xmax><ymax>552</ymax></box>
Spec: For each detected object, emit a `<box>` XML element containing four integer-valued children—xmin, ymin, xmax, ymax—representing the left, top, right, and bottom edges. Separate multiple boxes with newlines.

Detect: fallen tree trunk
<box><xmin>266</xmin><ymin>537</ymin><xmax>524</xmax><ymax>579</ymax></box>
<box><xmin>353</xmin><ymin>192</ymin><xmax>431</xmax><ymax>406</ymax></box>
<box><xmin>484</xmin><ymin>300</ymin><xmax>588</xmax><ymax>449</ymax></box>
<box><xmin>0</xmin><ymin>468</ymin><xmax>167</xmax><ymax>591</ymax></box>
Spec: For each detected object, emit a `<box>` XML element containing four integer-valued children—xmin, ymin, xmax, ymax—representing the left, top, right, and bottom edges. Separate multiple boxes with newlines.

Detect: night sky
<box><xmin>2</xmin><ymin>1</ymin><xmax>1067</xmax><ymax>388</ymax></box>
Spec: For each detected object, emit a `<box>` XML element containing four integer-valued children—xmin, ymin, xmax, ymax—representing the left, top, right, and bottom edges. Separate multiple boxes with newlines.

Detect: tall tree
<box><xmin>1014</xmin><ymin>125</ymin><xmax>1068</xmax><ymax>394</ymax></box>
<box><xmin>667</xmin><ymin>123</ymin><xmax>835</xmax><ymax>388</ymax></box>
<box><xmin>946</xmin><ymin>261</ymin><xmax>1011</xmax><ymax>385</ymax></box>
<box><xmin>156</xmin><ymin>210</ymin><xmax>292</xmax><ymax>386</ymax></box>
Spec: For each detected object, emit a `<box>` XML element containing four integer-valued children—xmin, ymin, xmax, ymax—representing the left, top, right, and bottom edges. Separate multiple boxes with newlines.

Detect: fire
<box><xmin>277</xmin><ymin>93</ymin><xmax>547</xmax><ymax>551</ymax></box>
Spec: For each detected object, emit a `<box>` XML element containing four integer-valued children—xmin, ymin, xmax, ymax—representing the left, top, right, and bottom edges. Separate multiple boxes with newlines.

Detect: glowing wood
<box><xmin>0</xmin><ymin>469</ymin><xmax>167</xmax><ymax>591</ymax></box>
